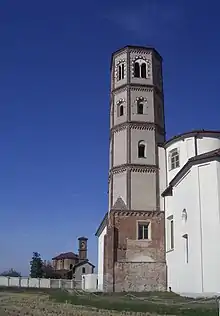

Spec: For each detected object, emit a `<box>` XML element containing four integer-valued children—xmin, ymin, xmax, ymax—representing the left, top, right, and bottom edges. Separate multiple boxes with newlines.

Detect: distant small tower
<box><xmin>78</xmin><ymin>237</ymin><xmax>88</xmax><ymax>261</ymax></box>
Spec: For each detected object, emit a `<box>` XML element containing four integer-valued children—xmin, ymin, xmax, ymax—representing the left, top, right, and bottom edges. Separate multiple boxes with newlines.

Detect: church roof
<box><xmin>95</xmin><ymin>212</ymin><xmax>108</xmax><ymax>237</ymax></box>
<box><xmin>165</xmin><ymin>130</ymin><xmax>220</xmax><ymax>147</ymax></box>
<box><xmin>52</xmin><ymin>252</ymin><xmax>79</xmax><ymax>260</ymax></box>
<box><xmin>162</xmin><ymin>148</ymin><xmax>220</xmax><ymax>197</ymax></box>
<box><xmin>72</xmin><ymin>260</ymin><xmax>95</xmax><ymax>273</ymax></box>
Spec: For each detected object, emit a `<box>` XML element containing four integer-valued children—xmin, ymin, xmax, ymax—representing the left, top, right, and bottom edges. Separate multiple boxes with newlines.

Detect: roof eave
<box><xmin>95</xmin><ymin>212</ymin><xmax>108</xmax><ymax>237</ymax></box>
<box><xmin>110</xmin><ymin>45</ymin><xmax>163</xmax><ymax>70</ymax></box>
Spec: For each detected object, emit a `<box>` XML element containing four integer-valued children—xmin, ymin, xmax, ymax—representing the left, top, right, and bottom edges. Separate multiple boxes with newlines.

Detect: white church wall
<box><xmin>158</xmin><ymin>146</ymin><xmax>167</xmax><ymax>211</ymax></box>
<box><xmin>198</xmin><ymin>161</ymin><xmax>220</xmax><ymax>293</ymax></box>
<box><xmin>82</xmin><ymin>274</ymin><xmax>98</xmax><ymax>292</ymax></box>
<box><xmin>166</xmin><ymin>160</ymin><xmax>220</xmax><ymax>294</ymax></box>
<box><xmin>97</xmin><ymin>225</ymin><xmax>107</xmax><ymax>291</ymax></box>
<box><xmin>166</xmin><ymin>167</ymin><xmax>202</xmax><ymax>293</ymax></box>
<box><xmin>197</xmin><ymin>136</ymin><xmax>220</xmax><ymax>155</ymax></box>
<box><xmin>166</xmin><ymin>135</ymin><xmax>220</xmax><ymax>183</ymax></box>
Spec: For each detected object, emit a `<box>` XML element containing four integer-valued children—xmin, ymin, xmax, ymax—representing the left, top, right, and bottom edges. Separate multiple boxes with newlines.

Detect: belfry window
<box><xmin>118</xmin><ymin>63</ymin><xmax>125</xmax><ymax>81</ymax></box>
<box><xmin>134</xmin><ymin>62</ymin><xmax>140</xmax><ymax>78</ymax></box>
<box><xmin>138</xmin><ymin>141</ymin><xmax>146</xmax><ymax>158</ymax></box>
<box><xmin>169</xmin><ymin>148</ymin><xmax>180</xmax><ymax>170</ymax></box>
<box><xmin>141</xmin><ymin>63</ymin><xmax>147</xmax><ymax>78</ymax></box>
<box><xmin>134</xmin><ymin>60</ymin><xmax>147</xmax><ymax>78</ymax></box>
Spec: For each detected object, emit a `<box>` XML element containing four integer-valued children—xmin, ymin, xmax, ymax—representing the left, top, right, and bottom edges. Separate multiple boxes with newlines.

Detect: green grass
<box><xmin>0</xmin><ymin>286</ymin><xmax>219</xmax><ymax>315</ymax></box>
<box><xmin>49</xmin><ymin>289</ymin><xmax>219</xmax><ymax>315</ymax></box>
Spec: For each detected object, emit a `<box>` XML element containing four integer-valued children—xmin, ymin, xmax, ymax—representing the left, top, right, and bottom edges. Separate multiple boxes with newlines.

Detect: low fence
<box><xmin>0</xmin><ymin>276</ymin><xmax>82</xmax><ymax>290</ymax></box>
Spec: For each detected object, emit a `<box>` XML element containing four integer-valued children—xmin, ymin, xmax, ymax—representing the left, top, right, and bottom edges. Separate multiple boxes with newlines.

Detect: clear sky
<box><xmin>0</xmin><ymin>0</ymin><xmax>220</xmax><ymax>275</ymax></box>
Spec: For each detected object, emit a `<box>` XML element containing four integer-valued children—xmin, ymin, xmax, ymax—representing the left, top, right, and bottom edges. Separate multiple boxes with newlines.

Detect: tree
<box><xmin>42</xmin><ymin>261</ymin><xmax>58</xmax><ymax>279</ymax></box>
<box><xmin>0</xmin><ymin>268</ymin><xmax>21</xmax><ymax>277</ymax></box>
<box><xmin>30</xmin><ymin>252</ymin><xmax>43</xmax><ymax>278</ymax></box>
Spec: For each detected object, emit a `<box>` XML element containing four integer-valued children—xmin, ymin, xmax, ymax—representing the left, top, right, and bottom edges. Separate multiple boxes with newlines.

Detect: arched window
<box><xmin>137</xmin><ymin>101</ymin><xmax>144</xmax><ymax>114</ymax></box>
<box><xmin>134</xmin><ymin>62</ymin><xmax>140</xmax><ymax>78</ymax></box>
<box><xmin>82</xmin><ymin>267</ymin><xmax>85</xmax><ymax>274</ymax></box>
<box><xmin>138</xmin><ymin>141</ymin><xmax>146</xmax><ymax>158</ymax></box>
<box><xmin>119</xmin><ymin>105</ymin><xmax>124</xmax><ymax>116</ymax></box>
<box><xmin>118</xmin><ymin>65</ymin><xmax>122</xmax><ymax>80</ymax></box>
<box><xmin>69</xmin><ymin>264</ymin><xmax>73</xmax><ymax>270</ymax></box>
<box><xmin>121</xmin><ymin>64</ymin><xmax>125</xmax><ymax>79</ymax></box>
<box><xmin>118</xmin><ymin>63</ymin><xmax>125</xmax><ymax>80</ymax></box>
<box><xmin>141</xmin><ymin>63</ymin><xmax>147</xmax><ymax>78</ymax></box>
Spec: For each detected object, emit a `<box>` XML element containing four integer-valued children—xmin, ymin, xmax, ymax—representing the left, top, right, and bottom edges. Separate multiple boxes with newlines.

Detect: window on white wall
<box><xmin>167</xmin><ymin>216</ymin><xmax>174</xmax><ymax>251</ymax></box>
<box><xmin>169</xmin><ymin>148</ymin><xmax>180</xmax><ymax>170</ymax></box>
<box><xmin>183</xmin><ymin>234</ymin><xmax>189</xmax><ymax>263</ymax></box>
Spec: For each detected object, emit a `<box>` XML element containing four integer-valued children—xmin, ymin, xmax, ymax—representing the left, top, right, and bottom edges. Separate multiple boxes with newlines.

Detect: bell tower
<box><xmin>78</xmin><ymin>236</ymin><xmax>88</xmax><ymax>262</ymax></box>
<box><xmin>104</xmin><ymin>45</ymin><xmax>166</xmax><ymax>292</ymax></box>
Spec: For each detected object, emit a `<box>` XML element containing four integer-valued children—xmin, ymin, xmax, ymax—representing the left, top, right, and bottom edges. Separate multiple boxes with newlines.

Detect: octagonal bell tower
<box><xmin>103</xmin><ymin>46</ymin><xmax>166</xmax><ymax>292</ymax></box>
<box><xmin>109</xmin><ymin>46</ymin><xmax>165</xmax><ymax>213</ymax></box>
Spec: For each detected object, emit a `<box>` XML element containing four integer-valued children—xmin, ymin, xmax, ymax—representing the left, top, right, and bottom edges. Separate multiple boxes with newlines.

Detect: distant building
<box><xmin>52</xmin><ymin>237</ymin><xmax>95</xmax><ymax>280</ymax></box>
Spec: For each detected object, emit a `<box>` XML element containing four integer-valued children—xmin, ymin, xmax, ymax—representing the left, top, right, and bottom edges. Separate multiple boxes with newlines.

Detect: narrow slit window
<box><xmin>121</xmin><ymin>64</ymin><xmax>125</xmax><ymax>79</ymax></box>
<box><xmin>170</xmin><ymin>219</ymin><xmax>174</xmax><ymax>249</ymax></box>
<box><xmin>183</xmin><ymin>234</ymin><xmax>189</xmax><ymax>263</ymax></box>
<box><xmin>119</xmin><ymin>105</ymin><xmax>124</xmax><ymax>116</ymax></box>
<box><xmin>118</xmin><ymin>65</ymin><xmax>122</xmax><ymax>80</ymax></box>
<box><xmin>167</xmin><ymin>215</ymin><xmax>174</xmax><ymax>251</ymax></box>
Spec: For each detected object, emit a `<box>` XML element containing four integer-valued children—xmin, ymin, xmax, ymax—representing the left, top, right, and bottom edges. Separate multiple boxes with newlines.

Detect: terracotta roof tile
<box><xmin>52</xmin><ymin>252</ymin><xmax>78</xmax><ymax>260</ymax></box>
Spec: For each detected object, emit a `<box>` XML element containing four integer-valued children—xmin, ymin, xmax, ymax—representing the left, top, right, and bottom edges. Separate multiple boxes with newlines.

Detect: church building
<box><xmin>96</xmin><ymin>45</ymin><xmax>220</xmax><ymax>295</ymax></box>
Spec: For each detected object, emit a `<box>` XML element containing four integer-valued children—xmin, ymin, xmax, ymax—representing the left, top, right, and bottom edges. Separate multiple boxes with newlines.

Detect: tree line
<box><xmin>0</xmin><ymin>252</ymin><xmax>61</xmax><ymax>279</ymax></box>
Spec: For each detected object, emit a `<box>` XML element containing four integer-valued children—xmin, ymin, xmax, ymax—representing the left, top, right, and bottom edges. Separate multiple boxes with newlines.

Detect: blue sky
<box><xmin>0</xmin><ymin>0</ymin><xmax>220</xmax><ymax>275</ymax></box>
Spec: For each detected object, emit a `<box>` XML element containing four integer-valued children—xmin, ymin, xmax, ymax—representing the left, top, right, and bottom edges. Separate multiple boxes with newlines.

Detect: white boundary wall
<box><xmin>0</xmin><ymin>276</ymin><xmax>81</xmax><ymax>290</ymax></box>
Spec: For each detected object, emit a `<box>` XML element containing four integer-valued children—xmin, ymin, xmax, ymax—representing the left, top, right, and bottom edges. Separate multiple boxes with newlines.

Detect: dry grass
<box><xmin>0</xmin><ymin>292</ymin><xmax>163</xmax><ymax>315</ymax></box>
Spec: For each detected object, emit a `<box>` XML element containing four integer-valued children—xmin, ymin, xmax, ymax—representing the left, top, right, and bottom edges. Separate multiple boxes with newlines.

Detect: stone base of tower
<box><xmin>103</xmin><ymin>210</ymin><xmax>167</xmax><ymax>292</ymax></box>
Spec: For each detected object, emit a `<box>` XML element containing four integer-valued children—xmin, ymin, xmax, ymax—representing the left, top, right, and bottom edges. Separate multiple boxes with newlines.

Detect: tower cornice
<box><xmin>109</xmin><ymin>163</ymin><xmax>158</xmax><ymax>176</ymax></box>
<box><xmin>110</xmin><ymin>121</ymin><xmax>165</xmax><ymax>136</ymax></box>
<box><xmin>110</xmin><ymin>45</ymin><xmax>163</xmax><ymax>70</ymax></box>
<box><xmin>111</xmin><ymin>83</ymin><xmax>163</xmax><ymax>98</ymax></box>
<box><xmin>111</xmin><ymin>209</ymin><xmax>164</xmax><ymax>217</ymax></box>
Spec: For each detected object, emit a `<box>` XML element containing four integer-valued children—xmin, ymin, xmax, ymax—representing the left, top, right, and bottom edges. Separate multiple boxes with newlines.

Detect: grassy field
<box><xmin>0</xmin><ymin>287</ymin><xmax>219</xmax><ymax>315</ymax></box>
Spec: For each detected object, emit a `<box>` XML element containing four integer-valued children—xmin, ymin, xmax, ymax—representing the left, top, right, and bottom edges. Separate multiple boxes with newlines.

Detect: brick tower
<box><xmin>100</xmin><ymin>45</ymin><xmax>167</xmax><ymax>292</ymax></box>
